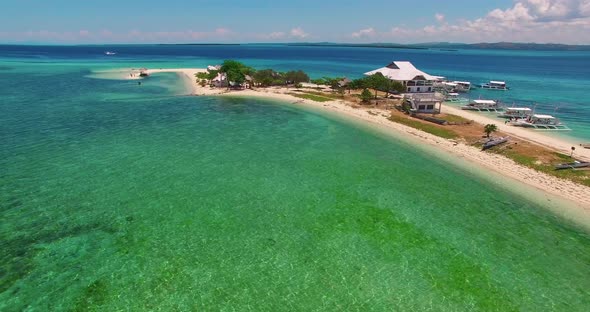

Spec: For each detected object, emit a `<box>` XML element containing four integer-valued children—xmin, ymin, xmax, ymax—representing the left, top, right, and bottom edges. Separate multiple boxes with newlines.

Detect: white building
<box><xmin>212</xmin><ymin>72</ymin><xmax>227</xmax><ymax>88</ymax></box>
<box><xmin>364</xmin><ymin>61</ymin><xmax>438</xmax><ymax>93</ymax></box>
<box><xmin>404</xmin><ymin>93</ymin><xmax>443</xmax><ymax>114</ymax></box>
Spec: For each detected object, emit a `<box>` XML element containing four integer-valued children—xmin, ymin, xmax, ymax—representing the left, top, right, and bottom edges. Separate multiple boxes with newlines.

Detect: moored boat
<box><xmin>497</xmin><ymin>107</ymin><xmax>532</xmax><ymax>119</ymax></box>
<box><xmin>139</xmin><ymin>68</ymin><xmax>149</xmax><ymax>77</ymax></box>
<box><xmin>445</xmin><ymin>92</ymin><xmax>469</xmax><ymax>103</ymax></box>
<box><xmin>452</xmin><ymin>81</ymin><xmax>471</xmax><ymax>92</ymax></box>
<box><xmin>478</xmin><ymin>80</ymin><xmax>509</xmax><ymax>90</ymax></box>
<box><xmin>461</xmin><ymin>99</ymin><xmax>503</xmax><ymax>112</ymax></box>
<box><xmin>555</xmin><ymin>161</ymin><xmax>590</xmax><ymax>170</ymax></box>
<box><xmin>104</xmin><ymin>51</ymin><xmax>117</xmax><ymax>55</ymax></box>
<box><xmin>508</xmin><ymin>114</ymin><xmax>570</xmax><ymax>130</ymax></box>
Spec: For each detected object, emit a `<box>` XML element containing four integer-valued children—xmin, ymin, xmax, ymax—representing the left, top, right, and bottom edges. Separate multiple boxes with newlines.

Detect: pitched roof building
<box><xmin>364</xmin><ymin>61</ymin><xmax>438</xmax><ymax>93</ymax></box>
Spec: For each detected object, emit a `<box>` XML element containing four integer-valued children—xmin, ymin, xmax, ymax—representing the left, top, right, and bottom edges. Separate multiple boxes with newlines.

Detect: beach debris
<box><xmin>482</xmin><ymin>136</ymin><xmax>509</xmax><ymax>150</ymax></box>
<box><xmin>555</xmin><ymin>161</ymin><xmax>590</xmax><ymax>170</ymax></box>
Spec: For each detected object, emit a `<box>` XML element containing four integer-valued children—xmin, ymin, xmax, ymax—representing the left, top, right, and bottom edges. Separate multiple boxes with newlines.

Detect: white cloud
<box><xmin>351</xmin><ymin>27</ymin><xmax>376</xmax><ymax>38</ymax></box>
<box><xmin>363</xmin><ymin>0</ymin><xmax>590</xmax><ymax>44</ymax></box>
<box><xmin>268</xmin><ymin>32</ymin><xmax>286</xmax><ymax>39</ymax></box>
<box><xmin>290</xmin><ymin>27</ymin><xmax>308</xmax><ymax>39</ymax></box>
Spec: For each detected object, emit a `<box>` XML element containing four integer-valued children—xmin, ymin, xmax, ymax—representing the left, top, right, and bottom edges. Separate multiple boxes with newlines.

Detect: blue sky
<box><xmin>1</xmin><ymin>0</ymin><xmax>589</xmax><ymax>44</ymax></box>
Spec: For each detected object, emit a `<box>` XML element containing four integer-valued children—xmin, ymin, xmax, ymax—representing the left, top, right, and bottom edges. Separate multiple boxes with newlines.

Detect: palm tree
<box><xmin>484</xmin><ymin>124</ymin><xmax>498</xmax><ymax>138</ymax></box>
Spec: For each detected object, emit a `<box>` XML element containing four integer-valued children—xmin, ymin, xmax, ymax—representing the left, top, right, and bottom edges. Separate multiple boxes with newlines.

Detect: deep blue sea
<box><xmin>1</xmin><ymin>44</ymin><xmax>589</xmax><ymax>141</ymax></box>
<box><xmin>1</xmin><ymin>44</ymin><xmax>590</xmax><ymax>310</ymax></box>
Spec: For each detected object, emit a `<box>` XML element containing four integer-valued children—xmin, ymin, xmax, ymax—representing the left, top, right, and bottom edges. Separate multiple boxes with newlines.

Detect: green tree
<box><xmin>366</xmin><ymin>73</ymin><xmax>392</xmax><ymax>98</ymax></box>
<box><xmin>311</xmin><ymin>78</ymin><xmax>327</xmax><ymax>85</ymax></box>
<box><xmin>484</xmin><ymin>124</ymin><xmax>498</xmax><ymax>138</ymax></box>
<box><xmin>253</xmin><ymin>69</ymin><xmax>278</xmax><ymax>87</ymax></box>
<box><xmin>195</xmin><ymin>72</ymin><xmax>209</xmax><ymax>80</ymax></box>
<box><xmin>349</xmin><ymin>77</ymin><xmax>368</xmax><ymax>90</ymax></box>
<box><xmin>360</xmin><ymin>88</ymin><xmax>372</xmax><ymax>104</ymax></box>
<box><xmin>284</xmin><ymin>70</ymin><xmax>310</xmax><ymax>85</ymax></box>
<box><xmin>390</xmin><ymin>81</ymin><xmax>405</xmax><ymax>93</ymax></box>
<box><xmin>220</xmin><ymin>60</ymin><xmax>248</xmax><ymax>89</ymax></box>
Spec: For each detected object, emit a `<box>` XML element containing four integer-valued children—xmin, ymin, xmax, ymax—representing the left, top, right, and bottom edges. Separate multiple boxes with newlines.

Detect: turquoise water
<box><xmin>2</xmin><ymin>44</ymin><xmax>589</xmax><ymax>141</ymax></box>
<box><xmin>1</xmin><ymin>48</ymin><xmax>590</xmax><ymax>310</ymax></box>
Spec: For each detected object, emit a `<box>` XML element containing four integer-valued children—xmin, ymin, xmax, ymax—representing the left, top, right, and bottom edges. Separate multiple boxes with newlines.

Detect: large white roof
<box><xmin>506</xmin><ymin>107</ymin><xmax>532</xmax><ymax>111</ymax></box>
<box><xmin>473</xmin><ymin>100</ymin><xmax>496</xmax><ymax>104</ymax></box>
<box><xmin>533</xmin><ymin>114</ymin><xmax>555</xmax><ymax>119</ymax></box>
<box><xmin>364</xmin><ymin>61</ymin><xmax>438</xmax><ymax>81</ymax></box>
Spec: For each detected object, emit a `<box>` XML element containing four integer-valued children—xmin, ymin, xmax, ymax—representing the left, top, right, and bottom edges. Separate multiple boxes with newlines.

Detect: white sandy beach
<box><xmin>141</xmin><ymin>68</ymin><xmax>590</xmax><ymax>215</ymax></box>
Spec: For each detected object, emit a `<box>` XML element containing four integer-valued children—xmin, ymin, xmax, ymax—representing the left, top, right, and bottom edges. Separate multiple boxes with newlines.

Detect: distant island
<box><xmin>286</xmin><ymin>42</ymin><xmax>590</xmax><ymax>51</ymax></box>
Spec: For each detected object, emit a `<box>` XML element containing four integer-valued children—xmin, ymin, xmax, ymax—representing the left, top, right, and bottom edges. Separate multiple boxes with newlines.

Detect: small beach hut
<box><xmin>338</xmin><ymin>77</ymin><xmax>352</xmax><ymax>88</ymax></box>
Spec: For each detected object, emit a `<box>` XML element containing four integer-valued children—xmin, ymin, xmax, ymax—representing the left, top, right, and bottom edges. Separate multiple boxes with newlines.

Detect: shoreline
<box><xmin>141</xmin><ymin>68</ymin><xmax>590</xmax><ymax>220</ymax></box>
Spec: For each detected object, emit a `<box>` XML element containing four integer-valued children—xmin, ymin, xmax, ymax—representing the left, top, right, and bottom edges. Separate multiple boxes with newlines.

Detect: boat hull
<box><xmin>555</xmin><ymin>162</ymin><xmax>590</xmax><ymax>170</ymax></box>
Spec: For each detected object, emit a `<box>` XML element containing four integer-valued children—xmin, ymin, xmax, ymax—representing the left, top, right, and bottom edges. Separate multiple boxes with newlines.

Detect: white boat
<box><xmin>508</xmin><ymin>114</ymin><xmax>570</xmax><ymax>130</ymax></box>
<box><xmin>479</xmin><ymin>80</ymin><xmax>508</xmax><ymax>90</ymax></box>
<box><xmin>452</xmin><ymin>81</ymin><xmax>471</xmax><ymax>92</ymax></box>
<box><xmin>445</xmin><ymin>92</ymin><xmax>469</xmax><ymax>103</ymax></box>
<box><xmin>497</xmin><ymin>107</ymin><xmax>532</xmax><ymax>119</ymax></box>
<box><xmin>461</xmin><ymin>99</ymin><xmax>503</xmax><ymax>112</ymax></box>
<box><xmin>104</xmin><ymin>51</ymin><xmax>117</xmax><ymax>55</ymax></box>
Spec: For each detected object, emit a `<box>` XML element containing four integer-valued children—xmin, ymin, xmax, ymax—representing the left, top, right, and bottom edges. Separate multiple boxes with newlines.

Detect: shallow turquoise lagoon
<box><xmin>1</xmin><ymin>54</ymin><xmax>590</xmax><ymax>311</ymax></box>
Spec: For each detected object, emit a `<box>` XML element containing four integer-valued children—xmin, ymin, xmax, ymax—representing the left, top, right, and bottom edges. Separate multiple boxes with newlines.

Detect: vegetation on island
<box><xmin>360</xmin><ymin>89</ymin><xmax>373</xmax><ymax>103</ymax></box>
<box><xmin>484</xmin><ymin>124</ymin><xmax>498</xmax><ymax>138</ymax></box>
<box><xmin>195</xmin><ymin>59</ymin><xmax>404</xmax><ymax>103</ymax></box>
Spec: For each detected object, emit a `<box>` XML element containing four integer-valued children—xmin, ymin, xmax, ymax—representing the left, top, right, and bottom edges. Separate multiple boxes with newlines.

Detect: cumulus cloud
<box><xmin>359</xmin><ymin>0</ymin><xmax>590</xmax><ymax>43</ymax></box>
<box><xmin>351</xmin><ymin>27</ymin><xmax>376</xmax><ymax>38</ymax></box>
<box><xmin>290</xmin><ymin>27</ymin><xmax>309</xmax><ymax>39</ymax></box>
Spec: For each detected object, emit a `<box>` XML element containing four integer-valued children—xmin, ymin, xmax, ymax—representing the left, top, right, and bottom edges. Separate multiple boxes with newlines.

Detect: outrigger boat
<box><xmin>478</xmin><ymin>80</ymin><xmax>509</xmax><ymax>90</ymax></box>
<box><xmin>445</xmin><ymin>92</ymin><xmax>469</xmax><ymax>103</ymax></box>
<box><xmin>555</xmin><ymin>161</ymin><xmax>590</xmax><ymax>170</ymax></box>
<box><xmin>508</xmin><ymin>114</ymin><xmax>570</xmax><ymax>130</ymax></box>
<box><xmin>461</xmin><ymin>99</ymin><xmax>503</xmax><ymax>112</ymax></box>
<box><xmin>452</xmin><ymin>81</ymin><xmax>471</xmax><ymax>92</ymax></box>
<box><xmin>497</xmin><ymin>107</ymin><xmax>532</xmax><ymax>119</ymax></box>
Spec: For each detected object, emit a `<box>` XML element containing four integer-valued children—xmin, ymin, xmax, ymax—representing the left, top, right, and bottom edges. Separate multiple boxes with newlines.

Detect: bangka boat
<box><xmin>508</xmin><ymin>114</ymin><xmax>570</xmax><ymax>130</ymax></box>
<box><xmin>104</xmin><ymin>51</ymin><xmax>117</xmax><ymax>55</ymax></box>
<box><xmin>497</xmin><ymin>107</ymin><xmax>532</xmax><ymax>119</ymax></box>
<box><xmin>482</xmin><ymin>136</ymin><xmax>509</xmax><ymax>150</ymax></box>
<box><xmin>452</xmin><ymin>81</ymin><xmax>471</xmax><ymax>92</ymax></box>
<box><xmin>478</xmin><ymin>80</ymin><xmax>509</xmax><ymax>90</ymax></box>
<box><xmin>445</xmin><ymin>92</ymin><xmax>469</xmax><ymax>103</ymax></box>
<box><xmin>581</xmin><ymin>143</ymin><xmax>590</xmax><ymax>149</ymax></box>
<box><xmin>555</xmin><ymin>161</ymin><xmax>590</xmax><ymax>170</ymax></box>
<box><xmin>461</xmin><ymin>99</ymin><xmax>503</xmax><ymax>112</ymax></box>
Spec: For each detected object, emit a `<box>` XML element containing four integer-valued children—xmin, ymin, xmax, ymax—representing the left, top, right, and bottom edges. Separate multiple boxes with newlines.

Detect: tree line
<box><xmin>196</xmin><ymin>60</ymin><xmax>406</xmax><ymax>100</ymax></box>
